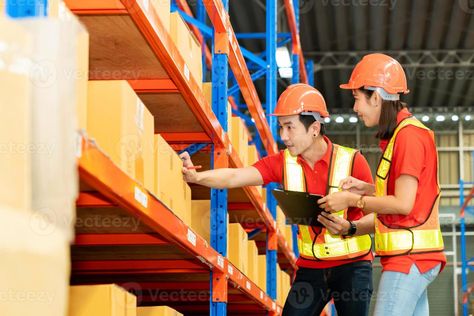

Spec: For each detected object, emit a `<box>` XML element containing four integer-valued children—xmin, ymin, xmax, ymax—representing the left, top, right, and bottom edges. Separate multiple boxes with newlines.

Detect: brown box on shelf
<box><xmin>154</xmin><ymin>134</ymin><xmax>174</xmax><ymax>209</ymax></box>
<box><xmin>168</xmin><ymin>148</ymin><xmax>191</xmax><ymax>226</ymax></box>
<box><xmin>257</xmin><ymin>255</ymin><xmax>267</xmax><ymax>292</ymax></box>
<box><xmin>87</xmin><ymin>81</ymin><xmax>142</xmax><ymax>179</ymax></box>
<box><xmin>191</xmin><ymin>200</ymin><xmax>211</xmax><ymax>243</ymax></box>
<box><xmin>135</xmin><ymin>99</ymin><xmax>155</xmax><ymax>193</ymax></box>
<box><xmin>276</xmin><ymin>265</ymin><xmax>283</xmax><ymax>305</ymax></box>
<box><xmin>137</xmin><ymin>306</ymin><xmax>182</xmax><ymax>316</ymax></box>
<box><xmin>281</xmin><ymin>270</ymin><xmax>291</xmax><ymax>305</ymax></box>
<box><xmin>284</xmin><ymin>225</ymin><xmax>293</xmax><ymax>250</ymax></box>
<box><xmin>202</xmin><ymin>82</ymin><xmax>233</xmax><ymax>136</ymax></box>
<box><xmin>0</xmin><ymin>207</ymin><xmax>70</xmax><ymax>316</ymax></box>
<box><xmin>247</xmin><ymin>240</ymin><xmax>259</xmax><ymax>283</ymax></box>
<box><xmin>276</xmin><ymin>206</ymin><xmax>286</xmax><ymax>235</ymax></box>
<box><xmin>151</xmin><ymin>0</ymin><xmax>171</xmax><ymax>32</ymax></box>
<box><xmin>69</xmin><ymin>284</ymin><xmax>136</xmax><ymax>316</ymax></box>
<box><xmin>230</xmin><ymin>117</ymin><xmax>249</xmax><ymax>166</ymax></box>
<box><xmin>154</xmin><ymin>134</ymin><xmax>191</xmax><ymax>225</ymax></box>
<box><xmin>228</xmin><ymin>223</ymin><xmax>249</xmax><ymax>274</ymax></box>
<box><xmin>248</xmin><ymin>144</ymin><xmax>259</xmax><ymax>165</ymax></box>
<box><xmin>0</xmin><ymin>20</ymin><xmax>32</xmax><ymax>211</ymax></box>
<box><xmin>170</xmin><ymin>12</ymin><xmax>202</xmax><ymax>88</ymax></box>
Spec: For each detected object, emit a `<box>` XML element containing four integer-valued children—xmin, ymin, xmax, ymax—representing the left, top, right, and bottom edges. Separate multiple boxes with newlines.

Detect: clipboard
<box><xmin>271</xmin><ymin>189</ymin><xmax>325</xmax><ymax>226</ymax></box>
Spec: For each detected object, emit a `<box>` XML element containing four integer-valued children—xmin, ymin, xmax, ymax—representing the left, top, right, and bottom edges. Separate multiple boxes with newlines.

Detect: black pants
<box><xmin>282</xmin><ymin>261</ymin><xmax>373</xmax><ymax>316</ymax></box>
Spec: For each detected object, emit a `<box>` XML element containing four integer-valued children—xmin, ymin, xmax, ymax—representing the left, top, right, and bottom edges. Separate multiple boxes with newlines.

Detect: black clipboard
<box><xmin>271</xmin><ymin>189</ymin><xmax>325</xmax><ymax>226</ymax></box>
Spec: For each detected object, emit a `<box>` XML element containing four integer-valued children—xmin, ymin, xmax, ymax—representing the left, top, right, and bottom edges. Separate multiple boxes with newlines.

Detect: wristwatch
<box><xmin>356</xmin><ymin>195</ymin><xmax>366</xmax><ymax>209</ymax></box>
<box><xmin>343</xmin><ymin>220</ymin><xmax>357</xmax><ymax>237</ymax></box>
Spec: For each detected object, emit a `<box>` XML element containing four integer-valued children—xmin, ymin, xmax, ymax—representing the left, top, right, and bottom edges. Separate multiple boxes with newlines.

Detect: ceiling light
<box><xmin>435</xmin><ymin>115</ymin><xmax>445</xmax><ymax>122</ymax></box>
<box><xmin>451</xmin><ymin>115</ymin><xmax>459</xmax><ymax>121</ymax></box>
<box><xmin>335</xmin><ymin>116</ymin><xmax>344</xmax><ymax>123</ymax></box>
<box><xmin>324</xmin><ymin>117</ymin><xmax>331</xmax><ymax>123</ymax></box>
<box><xmin>421</xmin><ymin>115</ymin><xmax>430</xmax><ymax>122</ymax></box>
<box><xmin>349</xmin><ymin>116</ymin><xmax>358</xmax><ymax>123</ymax></box>
<box><xmin>465</xmin><ymin>115</ymin><xmax>472</xmax><ymax>121</ymax></box>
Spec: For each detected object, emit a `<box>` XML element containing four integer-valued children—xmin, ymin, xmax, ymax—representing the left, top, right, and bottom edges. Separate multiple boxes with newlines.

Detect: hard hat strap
<box><xmin>301</xmin><ymin>112</ymin><xmax>325</xmax><ymax>123</ymax></box>
<box><xmin>365</xmin><ymin>86</ymin><xmax>400</xmax><ymax>101</ymax></box>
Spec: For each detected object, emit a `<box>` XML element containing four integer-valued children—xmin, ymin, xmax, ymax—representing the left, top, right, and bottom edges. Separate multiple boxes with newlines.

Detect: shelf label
<box><xmin>134</xmin><ymin>186</ymin><xmax>148</xmax><ymax>208</ymax></box>
<box><xmin>217</xmin><ymin>255</ymin><xmax>224</xmax><ymax>269</ymax></box>
<box><xmin>228</xmin><ymin>265</ymin><xmax>234</xmax><ymax>275</ymax></box>
<box><xmin>260</xmin><ymin>291</ymin><xmax>264</xmax><ymax>300</ymax></box>
<box><xmin>184</xmin><ymin>64</ymin><xmax>190</xmax><ymax>81</ymax></box>
<box><xmin>246</xmin><ymin>281</ymin><xmax>251</xmax><ymax>291</ymax></box>
<box><xmin>187</xmin><ymin>228</ymin><xmax>197</xmax><ymax>247</ymax></box>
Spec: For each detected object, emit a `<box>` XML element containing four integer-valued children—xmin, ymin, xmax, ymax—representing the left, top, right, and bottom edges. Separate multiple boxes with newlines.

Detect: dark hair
<box><xmin>359</xmin><ymin>89</ymin><xmax>407</xmax><ymax>140</ymax></box>
<box><xmin>298</xmin><ymin>114</ymin><xmax>326</xmax><ymax>136</ymax></box>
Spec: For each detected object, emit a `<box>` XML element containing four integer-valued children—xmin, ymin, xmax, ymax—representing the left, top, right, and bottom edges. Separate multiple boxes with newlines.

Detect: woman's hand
<box><xmin>339</xmin><ymin>176</ymin><xmax>373</xmax><ymax>196</ymax></box>
<box><xmin>318</xmin><ymin>191</ymin><xmax>359</xmax><ymax>213</ymax></box>
<box><xmin>317</xmin><ymin>211</ymin><xmax>351</xmax><ymax>235</ymax></box>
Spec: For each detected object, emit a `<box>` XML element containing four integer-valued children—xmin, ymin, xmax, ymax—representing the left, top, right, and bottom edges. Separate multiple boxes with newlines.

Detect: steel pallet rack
<box><xmin>6</xmin><ymin>0</ymin><xmax>309</xmax><ymax>314</ymax></box>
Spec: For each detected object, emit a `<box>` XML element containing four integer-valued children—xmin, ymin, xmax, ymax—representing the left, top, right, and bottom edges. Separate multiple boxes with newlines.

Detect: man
<box><xmin>180</xmin><ymin>83</ymin><xmax>375</xmax><ymax>315</ymax></box>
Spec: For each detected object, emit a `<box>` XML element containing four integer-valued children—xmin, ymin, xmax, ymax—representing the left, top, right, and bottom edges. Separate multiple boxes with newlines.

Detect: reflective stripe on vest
<box><xmin>374</xmin><ymin>117</ymin><xmax>444</xmax><ymax>256</ymax></box>
<box><xmin>284</xmin><ymin>145</ymin><xmax>372</xmax><ymax>261</ymax></box>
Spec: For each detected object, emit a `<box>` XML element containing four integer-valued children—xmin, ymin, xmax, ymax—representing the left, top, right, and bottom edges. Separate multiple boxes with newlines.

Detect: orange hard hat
<box><xmin>340</xmin><ymin>53</ymin><xmax>409</xmax><ymax>99</ymax></box>
<box><xmin>272</xmin><ymin>83</ymin><xmax>329</xmax><ymax>118</ymax></box>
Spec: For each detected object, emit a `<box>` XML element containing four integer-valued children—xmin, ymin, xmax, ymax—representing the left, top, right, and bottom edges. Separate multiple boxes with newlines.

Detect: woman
<box><xmin>317</xmin><ymin>53</ymin><xmax>446</xmax><ymax>316</ymax></box>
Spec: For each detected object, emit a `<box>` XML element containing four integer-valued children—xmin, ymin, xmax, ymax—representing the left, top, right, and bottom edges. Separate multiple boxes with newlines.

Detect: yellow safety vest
<box><xmin>283</xmin><ymin>145</ymin><xmax>372</xmax><ymax>261</ymax></box>
<box><xmin>374</xmin><ymin>117</ymin><xmax>444</xmax><ymax>256</ymax></box>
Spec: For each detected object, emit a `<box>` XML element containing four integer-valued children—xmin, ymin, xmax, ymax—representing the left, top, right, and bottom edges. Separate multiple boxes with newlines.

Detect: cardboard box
<box><xmin>284</xmin><ymin>225</ymin><xmax>293</xmax><ymax>250</ymax></box>
<box><xmin>228</xmin><ymin>223</ymin><xmax>248</xmax><ymax>274</ymax></box>
<box><xmin>0</xmin><ymin>19</ymin><xmax>32</xmax><ymax>211</ymax></box>
<box><xmin>230</xmin><ymin>117</ymin><xmax>249</xmax><ymax>166</ymax></box>
<box><xmin>87</xmin><ymin>81</ymin><xmax>154</xmax><ymax>192</ymax></box>
<box><xmin>0</xmin><ymin>206</ymin><xmax>70</xmax><ymax>316</ymax></box>
<box><xmin>202</xmin><ymin>82</ymin><xmax>233</xmax><ymax>135</ymax></box>
<box><xmin>154</xmin><ymin>134</ymin><xmax>174</xmax><ymax>209</ymax></box>
<box><xmin>247</xmin><ymin>240</ymin><xmax>258</xmax><ymax>282</ymax></box>
<box><xmin>248</xmin><ymin>144</ymin><xmax>259</xmax><ymax>165</ymax></box>
<box><xmin>69</xmin><ymin>284</ymin><xmax>136</xmax><ymax>316</ymax></box>
<box><xmin>257</xmin><ymin>255</ymin><xmax>267</xmax><ymax>292</ymax></box>
<box><xmin>151</xmin><ymin>0</ymin><xmax>170</xmax><ymax>32</ymax></box>
<box><xmin>191</xmin><ymin>200</ymin><xmax>211</xmax><ymax>243</ymax></box>
<box><xmin>137</xmin><ymin>306</ymin><xmax>182</xmax><ymax>316</ymax></box>
<box><xmin>153</xmin><ymin>135</ymin><xmax>190</xmax><ymax>225</ymax></box>
<box><xmin>136</xmin><ymin>99</ymin><xmax>155</xmax><ymax>193</ymax></box>
<box><xmin>281</xmin><ymin>270</ymin><xmax>291</xmax><ymax>305</ymax></box>
<box><xmin>276</xmin><ymin>206</ymin><xmax>286</xmax><ymax>235</ymax></box>
<box><xmin>170</xmin><ymin>12</ymin><xmax>202</xmax><ymax>87</ymax></box>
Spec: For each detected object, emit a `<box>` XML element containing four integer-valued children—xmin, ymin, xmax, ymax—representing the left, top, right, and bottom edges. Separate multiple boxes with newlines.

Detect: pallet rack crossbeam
<box><xmin>240</xmin><ymin>46</ymin><xmax>267</xmax><ymax>69</ymax></box>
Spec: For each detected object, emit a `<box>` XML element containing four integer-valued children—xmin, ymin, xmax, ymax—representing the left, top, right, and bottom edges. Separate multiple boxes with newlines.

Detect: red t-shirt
<box><xmin>378</xmin><ymin>108</ymin><xmax>447</xmax><ymax>274</ymax></box>
<box><xmin>253</xmin><ymin>136</ymin><xmax>374</xmax><ymax>269</ymax></box>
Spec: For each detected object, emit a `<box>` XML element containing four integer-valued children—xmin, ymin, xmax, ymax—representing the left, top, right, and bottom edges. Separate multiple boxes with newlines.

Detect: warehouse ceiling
<box><xmin>226</xmin><ymin>0</ymin><xmax>474</xmax><ymax>113</ymax></box>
